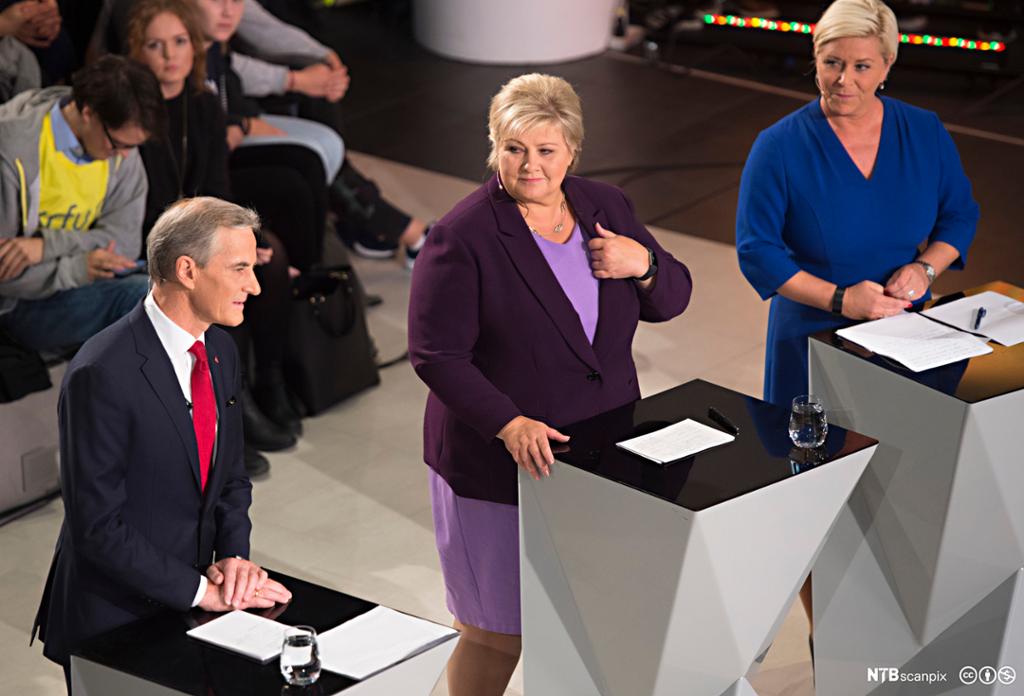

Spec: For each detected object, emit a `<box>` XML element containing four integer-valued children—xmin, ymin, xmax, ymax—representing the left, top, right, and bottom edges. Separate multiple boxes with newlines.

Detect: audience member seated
<box><xmin>96</xmin><ymin>0</ymin><xmax>431</xmax><ymax>269</ymax></box>
<box><xmin>0</xmin><ymin>55</ymin><xmax>161</xmax><ymax>354</ymax></box>
<box><xmin>128</xmin><ymin>0</ymin><xmax>305</xmax><ymax>467</ymax></box>
<box><xmin>0</xmin><ymin>2</ymin><xmax>42</xmax><ymax>102</ymax></box>
<box><xmin>0</xmin><ymin>0</ymin><xmax>75</xmax><ymax>85</ymax></box>
<box><xmin>112</xmin><ymin>0</ymin><xmax>331</xmax><ymax>276</ymax></box>
<box><xmin>93</xmin><ymin>0</ymin><xmax>338</xmax><ymax>100</ymax></box>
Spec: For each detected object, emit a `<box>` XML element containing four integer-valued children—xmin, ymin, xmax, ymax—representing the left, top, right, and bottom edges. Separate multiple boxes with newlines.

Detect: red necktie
<box><xmin>188</xmin><ymin>341</ymin><xmax>215</xmax><ymax>492</ymax></box>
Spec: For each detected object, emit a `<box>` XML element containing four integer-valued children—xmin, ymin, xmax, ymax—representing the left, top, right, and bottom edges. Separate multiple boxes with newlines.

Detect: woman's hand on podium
<box><xmin>497</xmin><ymin>416</ymin><xmax>570</xmax><ymax>480</ymax></box>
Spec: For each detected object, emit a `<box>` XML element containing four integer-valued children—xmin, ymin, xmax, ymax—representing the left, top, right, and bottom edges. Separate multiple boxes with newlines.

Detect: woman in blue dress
<box><xmin>736</xmin><ymin>0</ymin><xmax>979</xmax><ymax>656</ymax></box>
<box><xmin>736</xmin><ymin>0</ymin><xmax>979</xmax><ymax>408</ymax></box>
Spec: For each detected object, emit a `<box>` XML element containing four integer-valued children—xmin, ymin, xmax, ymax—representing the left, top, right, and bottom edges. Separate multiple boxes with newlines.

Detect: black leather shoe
<box><xmin>241</xmin><ymin>381</ymin><xmax>296</xmax><ymax>452</ymax></box>
<box><xmin>244</xmin><ymin>445</ymin><xmax>270</xmax><ymax>477</ymax></box>
<box><xmin>254</xmin><ymin>364</ymin><xmax>303</xmax><ymax>436</ymax></box>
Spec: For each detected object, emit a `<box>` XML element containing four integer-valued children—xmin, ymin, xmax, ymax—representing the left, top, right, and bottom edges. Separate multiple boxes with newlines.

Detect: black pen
<box><xmin>973</xmin><ymin>306</ymin><xmax>987</xmax><ymax>330</ymax></box>
<box><xmin>708</xmin><ymin>407</ymin><xmax>739</xmax><ymax>435</ymax></box>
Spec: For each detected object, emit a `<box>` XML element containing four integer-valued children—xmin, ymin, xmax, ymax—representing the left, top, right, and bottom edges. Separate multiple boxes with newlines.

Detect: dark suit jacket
<box><xmin>408</xmin><ymin>175</ymin><xmax>693</xmax><ymax>505</ymax></box>
<box><xmin>33</xmin><ymin>302</ymin><xmax>252</xmax><ymax>667</ymax></box>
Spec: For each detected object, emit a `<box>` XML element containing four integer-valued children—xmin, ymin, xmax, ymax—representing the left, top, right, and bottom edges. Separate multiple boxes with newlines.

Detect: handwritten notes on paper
<box><xmin>186</xmin><ymin>610</ymin><xmax>288</xmax><ymax>663</ymax></box>
<box><xmin>616</xmin><ymin>418</ymin><xmax>735</xmax><ymax>464</ymax></box>
<box><xmin>317</xmin><ymin>607</ymin><xmax>457</xmax><ymax>679</ymax></box>
<box><xmin>836</xmin><ymin>312</ymin><xmax>992</xmax><ymax>372</ymax></box>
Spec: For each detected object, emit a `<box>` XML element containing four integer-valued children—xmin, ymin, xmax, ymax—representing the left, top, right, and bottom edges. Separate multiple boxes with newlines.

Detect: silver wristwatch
<box><xmin>914</xmin><ymin>260</ymin><xmax>936</xmax><ymax>285</ymax></box>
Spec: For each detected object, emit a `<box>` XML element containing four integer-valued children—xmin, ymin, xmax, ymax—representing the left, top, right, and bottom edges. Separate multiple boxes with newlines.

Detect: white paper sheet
<box><xmin>835</xmin><ymin>312</ymin><xmax>992</xmax><ymax>372</ymax></box>
<box><xmin>185</xmin><ymin>610</ymin><xmax>288</xmax><ymax>663</ymax></box>
<box><xmin>318</xmin><ymin>607</ymin><xmax>457</xmax><ymax>680</ymax></box>
<box><xmin>921</xmin><ymin>291</ymin><xmax>1024</xmax><ymax>347</ymax></box>
<box><xmin>615</xmin><ymin>418</ymin><xmax>735</xmax><ymax>464</ymax></box>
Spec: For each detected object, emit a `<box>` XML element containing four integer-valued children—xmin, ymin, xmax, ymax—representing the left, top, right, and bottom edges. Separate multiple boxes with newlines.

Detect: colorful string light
<box><xmin>701</xmin><ymin>14</ymin><xmax>1006</xmax><ymax>52</ymax></box>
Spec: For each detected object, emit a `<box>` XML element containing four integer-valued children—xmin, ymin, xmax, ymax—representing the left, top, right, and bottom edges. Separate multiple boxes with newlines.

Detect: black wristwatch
<box><xmin>634</xmin><ymin>247</ymin><xmax>657</xmax><ymax>282</ymax></box>
<box><xmin>831</xmin><ymin>285</ymin><xmax>846</xmax><ymax>316</ymax></box>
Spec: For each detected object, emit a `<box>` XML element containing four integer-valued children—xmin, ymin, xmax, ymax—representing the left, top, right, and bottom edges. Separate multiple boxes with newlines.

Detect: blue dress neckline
<box><xmin>811</xmin><ymin>96</ymin><xmax>890</xmax><ymax>183</ymax></box>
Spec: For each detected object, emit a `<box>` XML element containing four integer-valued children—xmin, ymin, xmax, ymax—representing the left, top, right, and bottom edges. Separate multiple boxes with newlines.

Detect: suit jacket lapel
<box><xmin>130</xmin><ymin>304</ymin><xmax>203</xmax><ymax>492</ymax></box>
<box><xmin>488</xmin><ymin>176</ymin><xmax>601</xmax><ymax>372</ymax></box>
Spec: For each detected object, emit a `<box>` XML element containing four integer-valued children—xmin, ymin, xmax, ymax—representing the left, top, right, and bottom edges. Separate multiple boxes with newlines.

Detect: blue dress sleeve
<box><xmin>929</xmin><ymin>114</ymin><xmax>979</xmax><ymax>269</ymax></box>
<box><xmin>736</xmin><ymin>130</ymin><xmax>802</xmax><ymax>300</ymax></box>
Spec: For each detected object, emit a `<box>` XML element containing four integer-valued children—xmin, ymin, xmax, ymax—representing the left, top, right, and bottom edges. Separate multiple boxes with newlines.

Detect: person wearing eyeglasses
<box><xmin>0</xmin><ymin>54</ymin><xmax>165</xmax><ymax>352</ymax></box>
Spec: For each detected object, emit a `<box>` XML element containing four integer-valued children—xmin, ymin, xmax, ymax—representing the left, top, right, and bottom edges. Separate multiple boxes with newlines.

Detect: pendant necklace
<box><xmin>526</xmin><ymin>198</ymin><xmax>567</xmax><ymax>236</ymax></box>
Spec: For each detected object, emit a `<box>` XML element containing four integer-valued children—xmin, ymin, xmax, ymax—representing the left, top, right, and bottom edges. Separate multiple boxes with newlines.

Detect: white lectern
<box><xmin>810</xmin><ymin>281</ymin><xmax>1024</xmax><ymax>695</ymax></box>
<box><xmin>520</xmin><ymin>379</ymin><xmax>877</xmax><ymax>695</ymax></box>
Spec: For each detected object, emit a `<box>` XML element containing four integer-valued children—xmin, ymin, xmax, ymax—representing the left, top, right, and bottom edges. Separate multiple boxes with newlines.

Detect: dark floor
<box><xmin>302</xmin><ymin>3</ymin><xmax>1022</xmax><ymax>293</ymax></box>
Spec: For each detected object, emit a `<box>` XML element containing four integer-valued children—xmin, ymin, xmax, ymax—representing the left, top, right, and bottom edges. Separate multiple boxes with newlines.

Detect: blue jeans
<box><xmin>0</xmin><ymin>275</ymin><xmax>149</xmax><ymax>352</ymax></box>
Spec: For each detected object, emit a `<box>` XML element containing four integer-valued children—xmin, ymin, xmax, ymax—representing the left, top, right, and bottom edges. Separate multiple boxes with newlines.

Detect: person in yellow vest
<box><xmin>0</xmin><ymin>55</ymin><xmax>165</xmax><ymax>352</ymax></box>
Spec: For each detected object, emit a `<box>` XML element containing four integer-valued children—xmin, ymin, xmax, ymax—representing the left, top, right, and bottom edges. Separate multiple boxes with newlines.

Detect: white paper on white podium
<box><xmin>836</xmin><ymin>312</ymin><xmax>992</xmax><ymax>372</ymax></box>
<box><xmin>185</xmin><ymin>610</ymin><xmax>287</xmax><ymax>663</ymax></box>
<box><xmin>318</xmin><ymin>607</ymin><xmax>457</xmax><ymax>680</ymax></box>
<box><xmin>616</xmin><ymin>418</ymin><xmax>735</xmax><ymax>464</ymax></box>
<box><xmin>921</xmin><ymin>291</ymin><xmax>1024</xmax><ymax>346</ymax></box>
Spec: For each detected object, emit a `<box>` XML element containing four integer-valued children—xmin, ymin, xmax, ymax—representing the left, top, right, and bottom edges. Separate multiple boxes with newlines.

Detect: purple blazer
<box><xmin>408</xmin><ymin>175</ymin><xmax>693</xmax><ymax>505</ymax></box>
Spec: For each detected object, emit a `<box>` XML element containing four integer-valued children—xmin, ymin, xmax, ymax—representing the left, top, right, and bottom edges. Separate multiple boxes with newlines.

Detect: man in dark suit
<box><xmin>33</xmin><ymin>197</ymin><xmax>291</xmax><ymax>691</ymax></box>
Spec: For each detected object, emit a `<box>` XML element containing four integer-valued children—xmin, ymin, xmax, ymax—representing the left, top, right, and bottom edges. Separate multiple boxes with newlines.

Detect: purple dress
<box><xmin>429</xmin><ymin>223</ymin><xmax>598</xmax><ymax>633</ymax></box>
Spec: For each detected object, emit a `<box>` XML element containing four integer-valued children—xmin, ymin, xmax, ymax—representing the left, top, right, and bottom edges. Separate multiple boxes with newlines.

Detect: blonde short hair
<box><xmin>813</xmin><ymin>0</ymin><xmax>899</xmax><ymax>63</ymax></box>
<box><xmin>487</xmin><ymin>73</ymin><xmax>584</xmax><ymax>172</ymax></box>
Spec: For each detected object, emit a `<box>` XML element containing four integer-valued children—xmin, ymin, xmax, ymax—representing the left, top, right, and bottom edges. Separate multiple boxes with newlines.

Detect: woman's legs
<box><xmin>246</xmin><ymin>231</ymin><xmax>301</xmax><ymax>434</ymax></box>
<box><xmin>446</xmin><ymin>620</ymin><xmax>521</xmax><ymax>696</ymax></box>
<box><xmin>230</xmin><ymin>154</ymin><xmax>325</xmax><ymax>271</ymax></box>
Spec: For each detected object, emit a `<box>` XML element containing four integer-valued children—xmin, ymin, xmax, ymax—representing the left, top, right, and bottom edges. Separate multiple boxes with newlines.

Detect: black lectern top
<box><xmin>72</xmin><ymin>572</ymin><xmax>398</xmax><ymax>695</ymax></box>
<box><xmin>555</xmin><ymin>379</ymin><xmax>876</xmax><ymax>512</ymax></box>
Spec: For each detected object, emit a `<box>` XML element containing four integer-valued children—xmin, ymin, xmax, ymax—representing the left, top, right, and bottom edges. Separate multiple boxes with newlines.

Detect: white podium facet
<box><xmin>520</xmin><ymin>380</ymin><xmax>876</xmax><ymax>696</ymax></box>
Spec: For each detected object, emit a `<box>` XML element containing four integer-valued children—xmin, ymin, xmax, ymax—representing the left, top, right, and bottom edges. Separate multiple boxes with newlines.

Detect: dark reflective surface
<box><xmin>556</xmin><ymin>379</ymin><xmax>876</xmax><ymax>511</ymax></box>
<box><xmin>812</xmin><ymin>281</ymin><xmax>1024</xmax><ymax>404</ymax></box>
<box><xmin>73</xmin><ymin>572</ymin><xmax>378</xmax><ymax>695</ymax></box>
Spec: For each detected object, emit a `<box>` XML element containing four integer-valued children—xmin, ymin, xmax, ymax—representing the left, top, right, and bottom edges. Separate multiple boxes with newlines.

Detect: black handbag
<box><xmin>284</xmin><ymin>265</ymin><xmax>379</xmax><ymax>415</ymax></box>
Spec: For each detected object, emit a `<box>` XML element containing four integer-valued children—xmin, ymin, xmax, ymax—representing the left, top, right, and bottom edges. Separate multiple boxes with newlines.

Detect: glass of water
<box><xmin>789</xmin><ymin>394</ymin><xmax>828</xmax><ymax>449</ymax></box>
<box><xmin>280</xmin><ymin>625</ymin><xmax>320</xmax><ymax>686</ymax></box>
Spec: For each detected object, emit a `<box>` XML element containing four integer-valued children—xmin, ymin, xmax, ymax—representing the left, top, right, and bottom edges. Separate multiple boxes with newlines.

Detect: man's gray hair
<box><xmin>147</xmin><ymin>197</ymin><xmax>260</xmax><ymax>283</ymax></box>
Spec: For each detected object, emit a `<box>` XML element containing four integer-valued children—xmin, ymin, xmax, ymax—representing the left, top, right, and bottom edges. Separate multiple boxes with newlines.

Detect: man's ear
<box><xmin>175</xmin><ymin>255</ymin><xmax>199</xmax><ymax>289</ymax></box>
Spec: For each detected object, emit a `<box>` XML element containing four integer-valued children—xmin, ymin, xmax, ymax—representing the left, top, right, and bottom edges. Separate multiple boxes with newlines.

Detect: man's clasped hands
<box><xmin>197</xmin><ymin>557</ymin><xmax>292</xmax><ymax>613</ymax></box>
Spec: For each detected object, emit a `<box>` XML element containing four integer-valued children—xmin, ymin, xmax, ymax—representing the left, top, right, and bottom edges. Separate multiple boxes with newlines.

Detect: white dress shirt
<box><xmin>143</xmin><ymin>291</ymin><xmax>212</xmax><ymax>608</ymax></box>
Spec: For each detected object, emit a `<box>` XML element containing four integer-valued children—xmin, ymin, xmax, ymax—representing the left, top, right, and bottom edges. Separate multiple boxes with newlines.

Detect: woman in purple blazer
<box><xmin>408</xmin><ymin>73</ymin><xmax>693</xmax><ymax>696</ymax></box>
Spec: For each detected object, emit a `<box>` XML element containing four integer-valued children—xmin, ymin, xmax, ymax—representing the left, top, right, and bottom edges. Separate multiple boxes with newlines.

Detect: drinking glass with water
<box><xmin>789</xmin><ymin>394</ymin><xmax>828</xmax><ymax>449</ymax></box>
<box><xmin>281</xmin><ymin>625</ymin><xmax>321</xmax><ymax>686</ymax></box>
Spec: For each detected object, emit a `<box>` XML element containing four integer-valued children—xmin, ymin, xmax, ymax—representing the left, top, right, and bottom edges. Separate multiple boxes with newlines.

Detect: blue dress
<box><xmin>736</xmin><ymin>96</ymin><xmax>979</xmax><ymax>405</ymax></box>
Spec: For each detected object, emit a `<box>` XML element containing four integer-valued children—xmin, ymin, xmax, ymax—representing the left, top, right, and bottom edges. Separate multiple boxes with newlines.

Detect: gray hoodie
<box><xmin>0</xmin><ymin>87</ymin><xmax>147</xmax><ymax>316</ymax></box>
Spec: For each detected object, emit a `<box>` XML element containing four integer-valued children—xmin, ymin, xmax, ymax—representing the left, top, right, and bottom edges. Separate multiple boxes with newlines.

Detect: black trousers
<box><xmin>230</xmin><ymin>144</ymin><xmax>328</xmax><ymax>271</ymax></box>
